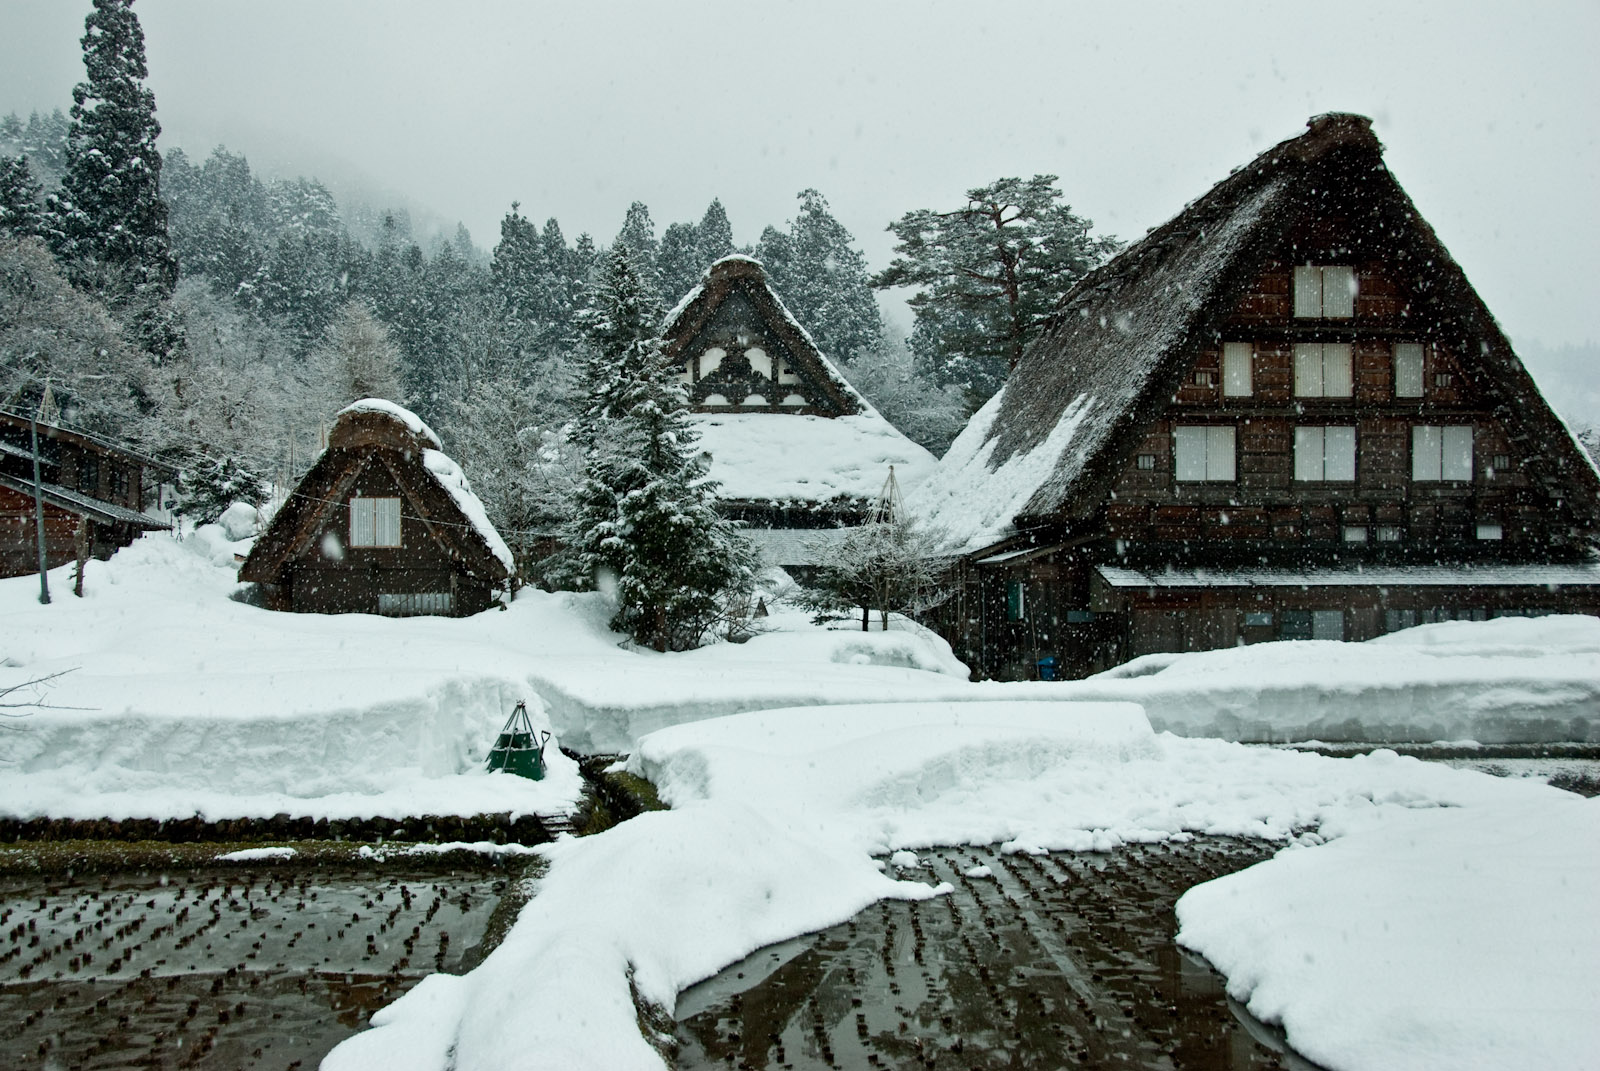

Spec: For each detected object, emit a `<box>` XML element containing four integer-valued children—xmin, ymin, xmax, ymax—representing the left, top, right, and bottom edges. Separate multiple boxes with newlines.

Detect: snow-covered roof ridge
<box><xmin>336</xmin><ymin>398</ymin><xmax>443</xmax><ymax>450</ymax></box>
<box><xmin>691</xmin><ymin>411</ymin><xmax>934</xmax><ymax>507</ymax></box>
<box><xmin>422</xmin><ymin>449</ymin><xmax>515</xmax><ymax>573</ymax></box>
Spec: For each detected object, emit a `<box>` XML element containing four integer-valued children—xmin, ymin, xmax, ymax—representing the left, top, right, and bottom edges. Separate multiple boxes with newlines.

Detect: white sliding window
<box><xmin>1222</xmin><ymin>342</ymin><xmax>1253</xmax><ymax>397</ymax></box>
<box><xmin>1294</xmin><ymin>343</ymin><xmax>1353</xmax><ymax>397</ymax></box>
<box><xmin>1412</xmin><ymin>426</ymin><xmax>1473</xmax><ymax>482</ymax></box>
<box><xmin>350</xmin><ymin>496</ymin><xmax>402</xmax><ymax>547</ymax></box>
<box><xmin>1174</xmin><ymin>426</ymin><xmax>1236</xmax><ymax>482</ymax></box>
<box><xmin>1293</xmin><ymin>265</ymin><xmax>1357</xmax><ymax>318</ymax></box>
<box><xmin>1393</xmin><ymin>343</ymin><xmax>1424</xmax><ymax>398</ymax></box>
<box><xmin>1294</xmin><ymin>426</ymin><xmax>1356</xmax><ymax>481</ymax></box>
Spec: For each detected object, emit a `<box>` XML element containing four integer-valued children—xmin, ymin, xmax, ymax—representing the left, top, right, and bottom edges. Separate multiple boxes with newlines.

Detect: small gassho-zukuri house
<box><xmin>915</xmin><ymin>113</ymin><xmax>1600</xmax><ymax>681</ymax></box>
<box><xmin>239</xmin><ymin>400</ymin><xmax>513</xmax><ymax>616</ymax></box>
<box><xmin>0</xmin><ymin>407</ymin><xmax>175</xmax><ymax>579</ymax></box>
<box><xmin>662</xmin><ymin>255</ymin><xmax>934</xmax><ymax>576</ymax></box>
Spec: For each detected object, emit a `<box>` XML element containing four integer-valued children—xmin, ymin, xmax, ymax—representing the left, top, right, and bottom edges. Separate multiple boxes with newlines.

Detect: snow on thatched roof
<box><xmin>338</xmin><ymin>398</ymin><xmax>442</xmax><ymax>450</ymax></box>
<box><xmin>914</xmin><ymin>113</ymin><xmax>1600</xmax><ymax>552</ymax></box>
<box><xmin>691</xmin><ymin>411</ymin><xmax>934</xmax><ymax>507</ymax></box>
<box><xmin>422</xmin><ymin>449</ymin><xmax>514</xmax><ymax>573</ymax></box>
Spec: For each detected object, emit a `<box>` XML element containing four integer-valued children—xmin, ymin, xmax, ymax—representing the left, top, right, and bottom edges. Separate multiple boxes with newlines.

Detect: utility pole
<box><xmin>29</xmin><ymin>412</ymin><xmax>50</xmax><ymax>605</ymax></box>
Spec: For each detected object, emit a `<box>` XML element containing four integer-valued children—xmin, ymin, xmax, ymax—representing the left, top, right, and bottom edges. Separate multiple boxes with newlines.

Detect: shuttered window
<box><xmin>1293</xmin><ymin>265</ymin><xmax>1357</xmax><ymax>318</ymax></box>
<box><xmin>1222</xmin><ymin>342</ymin><xmax>1253</xmax><ymax>397</ymax></box>
<box><xmin>1412</xmin><ymin>426</ymin><xmax>1473</xmax><ymax>482</ymax></box>
<box><xmin>350</xmin><ymin>497</ymin><xmax>402</xmax><ymax>547</ymax></box>
<box><xmin>1293</xmin><ymin>343</ymin><xmax>1353</xmax><ymax>397</ymax></box>
<box><xmin>1294</xmin><ymin>426</ymin><xmax>1356</xmax><ymax>482</ymax></box>
<box><xmin>1393</xmin><ymin>343</ymin><xmax>1425</xmax><ymax>398</ymax></box>
<box><xmin>1174</xmin><ymin>425</ymin><xmax>1236</xmax><ymax>482</ymax></box>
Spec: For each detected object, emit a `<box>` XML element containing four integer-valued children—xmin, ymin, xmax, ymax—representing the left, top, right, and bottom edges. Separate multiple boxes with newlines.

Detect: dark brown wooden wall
<box><xmin>278</xmin><ymin>460</ymin><xmax>493</xmax><ymax>616</ymax></box>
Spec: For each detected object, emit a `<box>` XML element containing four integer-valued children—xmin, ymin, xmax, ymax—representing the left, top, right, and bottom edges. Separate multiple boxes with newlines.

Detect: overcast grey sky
<box><xmin>2</xmin><ymin>0</ymin><xmax>1597</xmax><ymax>347</ymax></box>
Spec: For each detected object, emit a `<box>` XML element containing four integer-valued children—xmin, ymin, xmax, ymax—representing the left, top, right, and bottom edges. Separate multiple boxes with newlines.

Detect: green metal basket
<box><xmin>487</xmin><ymin>700</ymin><xmax>552</xmax><ymax>781</ymax></box>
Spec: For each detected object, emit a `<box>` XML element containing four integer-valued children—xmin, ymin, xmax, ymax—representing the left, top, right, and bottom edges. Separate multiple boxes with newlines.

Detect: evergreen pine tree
<box><xmin>0</xmin><ymin>156</ymin><xmax>45</xmax><ymax>238</ymax></box>
<box><xmin>49</xmin><ymin>0</ymin><xmax>176</xmax><ymax>299</ymax></box>
<box><xmin>612</xmin><ymin>201</ymin><xmax>660</xmax><ymax>298</ymax></box>
<box><xmin>697</xmin><ymin>198</ymin><xmax>735</xmax><ymax>264</ymax></box>
<box><xmin>874</xmin><ymin>175</ymin><xmax>1119</xmax><ymax>406</ymax></box>
<box><xmin>658</xmin><ymin>220</ymin><xmax>701</xmax><ymax>305</ymax></box>
<box><xmin>571</xmin><ymin>246</ymin><xmax>755</xmax><ymax>651</ymax></box>
<box><xmin>757</xmin><ymin>190</ymin><xmax>882</xmax><ymax>364</ymax></box>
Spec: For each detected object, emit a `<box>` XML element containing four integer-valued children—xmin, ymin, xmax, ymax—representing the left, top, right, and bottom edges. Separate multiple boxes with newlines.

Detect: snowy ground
<box><xmin>3</xmin><ymin>530</ymin><xmax>1598</xmax><ymax>1070</ymax></box>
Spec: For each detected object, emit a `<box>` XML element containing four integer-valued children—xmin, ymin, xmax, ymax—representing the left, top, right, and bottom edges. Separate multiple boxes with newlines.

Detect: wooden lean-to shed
<box><xmin>239</xmin><ymin>399</ymin><xmax>513</xmax><ymax>616</ymax></box>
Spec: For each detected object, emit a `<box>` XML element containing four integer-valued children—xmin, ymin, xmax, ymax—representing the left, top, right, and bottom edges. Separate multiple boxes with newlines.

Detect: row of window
<box><xmin>1211</xmin><ymin>341</ymin><xmax>1438</xmax><ymax>399</ymax></box>
<box><xmin>378</xmin><ymin>591</ymin><xmax>453</xmax><ymax>616</ymax></box>
<box><xmin>682</xmin><ymin>346</ymin><xmax>800</xmax><ymax>385</ymax></box>
<box><xmin>1166</xmin><ymin>424</ymin><xmax>1491</xmax><ymax>484</ymax></box>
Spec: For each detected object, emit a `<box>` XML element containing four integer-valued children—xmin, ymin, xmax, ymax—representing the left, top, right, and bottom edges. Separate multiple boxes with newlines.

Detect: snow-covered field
<box><xmin>3</xmin><ymin>530</ymin><xmax>1598</xmax><ymax>1070</ymax></box>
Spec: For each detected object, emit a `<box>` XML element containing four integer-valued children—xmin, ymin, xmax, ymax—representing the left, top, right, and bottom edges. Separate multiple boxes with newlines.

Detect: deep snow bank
<box><xmin>1177</xmin><ymin>791</ymin><xmax>1600</xmax><ymax>1071</ymax></box>
<box><xmin>1079</xmin><ymin>615</ymin><xmax>1600</xmax><ymax>743</ymax></box>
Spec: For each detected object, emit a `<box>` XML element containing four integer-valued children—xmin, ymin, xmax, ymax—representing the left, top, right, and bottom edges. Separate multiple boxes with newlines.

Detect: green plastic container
<box><xmin>487</xmin><ymin>701</ymin><xmax>551</xmax><ymax>780</ymax></box>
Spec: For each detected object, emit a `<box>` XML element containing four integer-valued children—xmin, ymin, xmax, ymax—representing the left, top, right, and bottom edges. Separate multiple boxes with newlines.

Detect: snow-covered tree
<box><xmin>658</xmin><ymin>220</ymin><xmax>701</xmax><ymax>305</ymax></box>
<box><xmin>612</xmin><ymin>201</ymin><xmax>661</xmax><ymax>298</ymax></box>
<box><xmin>0</xmin><ymin>156</ymin><xmax>46</xmax><ymax>239</ymax></box>
<box><xmin>314</xmin><ymin>300</ymin><xmax>405</xmax><ymax>406</ymax></box>
<box><xmin>0</xmin><ymin>235</ymin><xmax>153</xmax><ymax>434</ymax></box>
<box><xmin>48</xmin><ymin>0</ymin><xmax>176</xmax><ymax>300</ymax></box>
<box><xmin>697</xmin><ymin>198</ymin><xmax>735</xmax><ymax>265</ymax></box>
<box><xmin>803</xmin><ymin>502</ymin><xmax>949</xmax><ymax>631</ymax></box>
<box><xmin>874</xmin><ymin>175</ymin><xmax>1119</xmax><ymax>406</ymax></box>
<box><xmin>757</xmin><ymin>189</ymin><xmax>883</xmax><ymax>365</ymax></box>
<box><xmin>841</xmin><ymin>333</ymin><xmax>966</xmax><ymax>455</ymax></box>
<box><xmin>570</xmin><ymin>246</ymin><xmax>756</xmax><ymax>651</ymax></box>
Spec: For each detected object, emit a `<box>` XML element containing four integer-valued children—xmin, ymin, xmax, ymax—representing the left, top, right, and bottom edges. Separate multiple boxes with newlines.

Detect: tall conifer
<box><xmin>50</xmin><ymin>0</ymin><xmax>176</xmax><ymax>298</ymax></box>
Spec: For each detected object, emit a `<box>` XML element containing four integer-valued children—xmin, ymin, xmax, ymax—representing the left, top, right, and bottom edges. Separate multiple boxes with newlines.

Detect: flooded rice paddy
<box><xmin>675</xmin><ymin>840</ymin><xmax>1304</xmax><ymax>1071</ymax></box>
<box><xmin>0</xmin><ymin>864</ymin><xmax>504</xmax><ymax>1069</ymax></box>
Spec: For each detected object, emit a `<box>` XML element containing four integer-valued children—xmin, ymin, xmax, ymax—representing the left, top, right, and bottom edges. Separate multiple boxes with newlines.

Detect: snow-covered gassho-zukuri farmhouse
<box><xmin>239</xmin><ymin>399</ymin><xmax>513</xmax><ymax>616</ymax></box>
<box><xmin>663</xmin><ymin>255</ymin><xmax>934</xmax><ymax>574</ymax></box>
<box><xmin>915</xmin><ymin>113</ymin><xmax>1600</xmax><ymax>681</ymax></box>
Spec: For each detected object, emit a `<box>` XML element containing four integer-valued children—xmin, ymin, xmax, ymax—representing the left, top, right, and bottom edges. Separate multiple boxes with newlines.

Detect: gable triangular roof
<box><xmin>240</xmin><ymin>400</ymin><xmax>512</xmax><ymax>584</ymax></box>
<box><xmin>916</xmin><ymin>113</ymin><xmax>1600</xmax><ymax>552</ymax></box>
<box><xmin>662</xmin><ymin>254</ymin><xmax>866</xmax><ymax>417</ymax></box>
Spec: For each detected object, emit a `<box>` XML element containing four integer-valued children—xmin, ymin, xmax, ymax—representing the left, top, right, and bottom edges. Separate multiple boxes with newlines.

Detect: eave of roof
<box><xmin>0</xmin><ymin>471</ymin><xmax>168</xmax><ymax>529</ymax></box>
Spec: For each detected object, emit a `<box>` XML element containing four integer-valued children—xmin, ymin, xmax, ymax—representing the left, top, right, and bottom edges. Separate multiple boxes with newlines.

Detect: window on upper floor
<box><xmin>1222</xmin><ymin>342</ymin><xmax>1253</xmax><ymax>397</ymax></box>
<box><xmin>1294</xmin><ymin>265</ymin><xmax>1357</xmax><ymax>319</ymax></box>
<box><xmin>1173</xmin><ymin>425</ymin><xmax>1235</xmax><ymax>482</ymax></box>
<box><xmin>1376</xmin><ymin>526</ymin><xmax>1403</xmax><ymax>542</ymax></box>
<box><xmin>350</xmin><ymin>496</ymin><xmax>402</xmax><ymax>548</ymax></box>
<box><xmin>1476</xmin><ymin>523</ymin><xmax>1504</xmax><ymax>541</ymax></box>
<box><xmin>1393</xmin><ymin>343</ymin><xmax>1424</xmax><ymax>398</ymax></box>
<box><xmin>1412</xmin><ymin>426</ymin><xmax>1473</xmax><ymax>482</ymax></box>
<box><xmin>1294</xmin><ymin>343</ymin><xmax>1353</xmax><ymax>398</ymax></box>
<box><xmin>108</xmin><ymin>468</ymin><xmax>130</xmax><ymax>502</ymax></box>
<box><xmin>1193</xmin><ymin>370</ymin><xmax>1215</xmax><ymax>387</ymax></box>
<box><xmin>1294</xmin><ymin>426</ymin><xmax>1356</xmax><ymax>482</ymax></box>
<box><xmin>78</xmin><ymin>454</ymin><xmax>99</xmax><ymax>494</ymax></box>
<box><xmin>1343</xmin><ymin>525</ymin><xmax>1369</xmax><ymax>543</ymax></box>
<box><xmin>1135</xmin><ymin>453</ymin><xmax>1157</xmax><ymax>471</ymax></box>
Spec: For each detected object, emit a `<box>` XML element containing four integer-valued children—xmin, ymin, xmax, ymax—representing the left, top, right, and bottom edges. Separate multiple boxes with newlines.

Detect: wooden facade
<box><xmin>239</xmin><ymin>402</ymin><xmax>511</xmax><ymax>617</ymax></box>
<box><xmin>0</xmin><ymin>409</ymin><xmax>173</xmax><ymax>578</ymax></box>
<box><xmin>923</xmin><ymin>115</ymin><xmax>1600</xmax><ymax>681</ymax></box>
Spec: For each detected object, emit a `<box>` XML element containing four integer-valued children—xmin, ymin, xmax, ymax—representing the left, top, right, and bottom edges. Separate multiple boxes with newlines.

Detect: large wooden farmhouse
<box><xmin>0</xmin><ymin>408</ymin><xmax>174</xmax><ymax>578</ymax></box>
<box><xmin>663</xmin><ymin>255</ymin><xmax>933</xmax><ymax>573</ymax></box>
<box><xmin>239</xmin><ymin>400</ymin><xmax>513</xmax><ymax>616</ymax></box>
<box><xmin>915</xmin><ymin>113</ymin><xmax>1600</xmax><ymax>680</ymax></box>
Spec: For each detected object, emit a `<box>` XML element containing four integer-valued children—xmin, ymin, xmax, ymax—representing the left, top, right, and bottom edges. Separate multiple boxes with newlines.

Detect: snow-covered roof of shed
<box><xmin>336</xmin><ymin>399</ymin><xmax>443</xmax><ymax>450</ymax></box>
<box><xmin>422</xmin><ymin>449</ymin><xmax>515</xmax><ymax>573</ymax></box>
<box><xmin>692</xmin><ymin>412</ymin><xmax>934</xmax><ymax>506</ymax></box>
<box><xmin>914</xmin><ymin>112</ymin><xmax>1600</xmax><ymax>551</ymax></box>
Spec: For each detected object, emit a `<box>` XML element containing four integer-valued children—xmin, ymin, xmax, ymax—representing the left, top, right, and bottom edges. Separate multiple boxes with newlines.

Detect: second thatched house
<box><xmin>239</xmin><ymin>400</ymin><xmax>512</xmax><ymax>616</ymax></box>
<box><xmin>915</xmin><ymin>113</ymin><xmax>1600</xmax><ymax>680</ymax></box>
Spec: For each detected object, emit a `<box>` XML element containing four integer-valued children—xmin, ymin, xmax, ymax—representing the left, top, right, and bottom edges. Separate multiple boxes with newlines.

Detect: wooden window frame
<box><xmin>1293</xmin><ymin>265</ymin><xmax>1357</xmax><ymax>319</ymax></box>
<box><xmin>1412</xmin><ymin>426</ymin><xmax>1473</xmax><ymax>482</ymax></box>
<box><xmin>1293</xmin><ymin>343</ymin><xmax>1353</xmax><ymax>398</ymax></box>
<box><xmin>1222</xmin><ymin>342</ymin><xmax>1253</xmax><ymax>397</ymax></box>
<box><xmin>1393</xmin><ymin>343</ymin><xmax>1425</xmax><ymax>398</ymax></box>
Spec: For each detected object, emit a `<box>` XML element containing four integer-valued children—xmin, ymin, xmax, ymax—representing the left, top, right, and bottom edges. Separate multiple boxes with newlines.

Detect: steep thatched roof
<box><xmin>240</xmin><ymin>400</ymin><xmax>512</xmax><ymax>585</ymax></box>
<box><xmin>662</xmin><ymin>255</ymin><xmax>865</xmax><ymax>417</ymax></box>
<box><xmin>915</xmin><ymin>113</ymin><xmax>1600</xmax><ymax>552</ymax></box>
